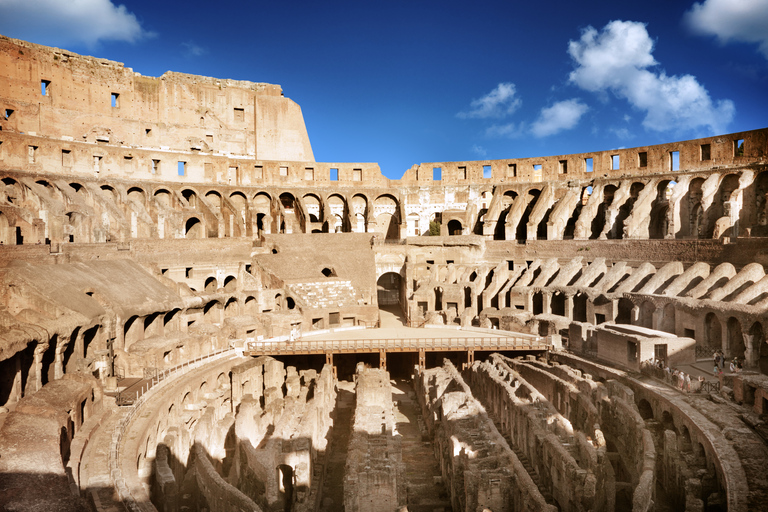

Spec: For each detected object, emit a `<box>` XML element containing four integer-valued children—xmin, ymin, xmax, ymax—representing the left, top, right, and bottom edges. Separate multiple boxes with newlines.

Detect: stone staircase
<box><xmin>288</xmin><ymin>280</ymin><xmax>360</xmax><ymax>309</ymax></box>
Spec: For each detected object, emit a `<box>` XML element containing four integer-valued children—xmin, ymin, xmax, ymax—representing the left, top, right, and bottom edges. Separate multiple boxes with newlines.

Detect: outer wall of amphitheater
<box><xmin>1</xmin><ymin>34</ymin><xmax>768</xmax><ymax>512</ymax></box>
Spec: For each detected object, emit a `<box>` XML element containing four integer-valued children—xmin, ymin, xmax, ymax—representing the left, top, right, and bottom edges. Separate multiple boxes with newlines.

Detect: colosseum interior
<box><xmin>1</xmin><ymin>34</ymin><xmax>768</xmax><ymax>512</ymax></box>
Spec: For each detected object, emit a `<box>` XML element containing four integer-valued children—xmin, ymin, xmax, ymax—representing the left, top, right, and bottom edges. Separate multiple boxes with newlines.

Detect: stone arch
<box><xmin>303</xmin><ymin>193</ymin><xmax>322</xmax><ymax>223</ymax></box>
<box><xmin>591</xmin><ymin>184</ymin><xmax>617</xmax><ymax>239</ymax></box>
<box><xmin>223</xmin><ymin>275</ymin><xmax>237</xmax><ymax>292</ymax></box>
<box><xmin>181</xmin><ymin>188</ymin><xmax>199</xmax><ymax>208</ymax></box>
<box><xmin>616</xmin><ymin>298</ymin><xmax>634</xmax><ymax>324</ymax></box>
<box><xmin>377</xmin><ymin>272</ymin><xmax>402</xmax><ymax>306</ymax></box>
<box><xmin>495</xmin><ymin>191</ymin><xmax>518</xmax><ymax>240</ymax></box>
<box><xmin>245</xmin><ymin>296</ymin><xmax>258</xmax><ymax>316</ymax></box>
<box><xmin>638</xmin><ymin>399</ymin><xmax>654</xmax><ymax>420</ymax></box>
<box><xmin>751</xmin><ymin>170</ymin><xmax>768</xmax><ymax>236</ymax></box>
<box><xmin>551</xmin><ymin>292</ymin><xmax>566</xmax><ymax>317</ymax></box>
<box><xmin>705</xmin><ymin>312</ymin><xmax>722</xmax><ymax>351</ymax></box>
<box><xmin>328</xmin><ymin>194</ymin><xmax>348</xmax><ymax>232</ymax></box>
<box><xmin>374</xmin><ymin>194</ymin><xmax>400</xmax><ymax>240</ymax></box>
<box><xmin>204</xmin><ymin>276</ymin><xmax>218</xmax><ymax>292</ymax></box>
<box><xmin>659</xmin><ymin>303</ymin><xmax>676</xmax><ymax>334</ymax></box>
<box><xmin>613</xmin><ymin>182</ymin><xmax>645</xmax><ymax>239</ymax></box>
<box><xmin>253</xmin><ymin>192</ymin><xmax>272</xmax><ymax>235</ymax></box>
<box><xmin>184</xmin><ymin>217</ymin><xmax>203</xmax><ymax>238</ymax></box>
<box><xmin>447</xmin><ymin>219</ymin><xmax>462</xmax><ymax>236</ymax></box>
<box><xmin>153</xmin><ymin>188</ymin><xmax>174</xmax><ymax>209</ymax></box>
<box><xmin>705</xmin><ymin>173</ymin><xmax>740</xmax><ymax>238</ymax></box>
<box><xmin>573</xmin><ymin>293</ymin><xmax>588</xmax><ymax>322</ymax></box>
<box><xmin>639</xmin><ymin>301</ymin><xmax>655</xmax><ymax>329</ymax></box>
<box><xmin>100</xmin><ymin>184</ymin><xmax>119</xmax><ymax>203</ymax></box>
<box><xmin>649</xmin><ymin>180</ymin><xmax>674</xmax><ymax>239</ymax></box>
<box><xmin>351</xmin><ymin>194</ymin><xmax>368</xmax><ymax>233</ymax></box>
<box><xmin>204</xmin><ymin>300</ymin><xmax>222</xmax><ymax>323</ymax></box>
<box><xmin>127</xmin><ymin>186</ymin><xmax>146</xmax><ymax>206</ymax></box>
<box><xmin>516</xmin><ymin>189</ymin><xmax>540</xmax><ymax>241</ymax></box>
<box><xmin>727</xmin><ymin>317</ymin><xmax>745</xmax><ymax>361</ymax></box>
<box><xmin>204</xmin><ymin>190</ymin><xmax>222</xmax><ymax>208</ymax></box>
<box><xmin>224</xmin><ymin>298</ymin><xmax>238</xmax><ymax>316</ymax></box>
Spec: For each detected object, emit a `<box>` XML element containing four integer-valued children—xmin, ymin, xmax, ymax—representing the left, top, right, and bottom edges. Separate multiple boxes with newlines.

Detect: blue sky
<box><xmin>1</xmin><ymin>0</ymin><xmax>767</xmax><ymax>179</ymax></box>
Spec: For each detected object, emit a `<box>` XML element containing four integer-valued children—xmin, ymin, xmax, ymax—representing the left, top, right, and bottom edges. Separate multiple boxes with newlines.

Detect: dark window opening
<box><xmin>4</xmin><ymin>109</ymin><xmax>13</xmax><ymax>119</ymax></box>
<box><xmin>735</xmin><ymin>139</ymin><xmax>744</xmax><ymax>157</ymax></box>
<box><xmin>508</xmin><ymin>163</ymin><xmax>517</xmax><ymax>178</ymax></box>
<box><xmin>701</xmin><ymin>144</ymin><xmax>711</xmax><ymax>161</ymax></box>
<box><xmin>459</xmin><ymin>166</ymin><xmax>467</xmax><ymax>179</ymax></box>
<box><xmin>559</xmin><ymin>160</ymin><xmax>567</xmax><ymax>174</ymax></box>
<box><xmin>186</xmin><ymin>267</ymin><xmax>192</xmax><ymax>278</ymax></box>
<box><xmin>638</xmin><ymin>152</ymin><xmax>647</xmax><ymax>167</ymax></box>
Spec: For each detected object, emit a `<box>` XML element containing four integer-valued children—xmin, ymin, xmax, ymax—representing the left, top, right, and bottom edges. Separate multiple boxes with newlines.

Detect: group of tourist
<box><xmin>642</xmin><ymin>358</ymin><xmax>705</xmax><ymax>393</ymax></box>
<box><xmin>712</xmin><ymin>350</ymin><xmax>742</xmax><ymax>374</ymax></box>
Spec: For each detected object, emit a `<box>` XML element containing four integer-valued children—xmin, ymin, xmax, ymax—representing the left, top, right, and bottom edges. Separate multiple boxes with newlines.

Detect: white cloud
<box><xmin>531</xmin><ymin>99</ymin><xmax>588</xmax><ymax>137</ymax></box>
<box><xmin>685</xmin><ymin>0</ymin><xmax>768</xmax><ymax>59</ymax></box>
<box><xmin>457</xmin><ymin>82</ymin><xmax>521</xmax><ymax>119</ymax></box>
<box><xmin>0</xmin><ymin>0</ymin><xmax>151</xmax><ymax>47</ymax></box>
<box><xmin>568</xmin><ymin>20</ymin><xmax>735</xmax><ymax>133</ymax></box>
<box><xmin>471</xmin><ymin>144</ymin><xmax>487</xmax><ymax>157</ymax></box>
<box><xmin>182</xmin><ymin>41</ymin><xmax>208</xmax><ymax>58</ymax></box>
<box><xmin>485</xmin><ymin>122</ymin><xmax>524</xmax><ymax>138</ymax></box>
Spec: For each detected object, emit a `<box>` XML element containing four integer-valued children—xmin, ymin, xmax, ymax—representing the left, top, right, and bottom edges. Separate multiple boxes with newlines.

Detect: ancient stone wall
<box><xmin>344</xmin><ymin>365</ymin><xmax>405</xmax><ymax>511</ymax></box>
<box><xmin>417</xmin><ymin>359</ymin><xmax>557</xmax><ymax>512</ymax></box>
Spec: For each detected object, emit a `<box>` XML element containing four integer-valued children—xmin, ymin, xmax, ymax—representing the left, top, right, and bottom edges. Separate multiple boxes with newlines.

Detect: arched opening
<box><xmin>686</xmin><ymin>178</ymin><xmax>705</xmax><ymax>238</ymax></box>
<box><xmin>639</xmin><ymin>301</ymin><xmax>655</xmax><ymax>329</ymax></box>
<box><xmin>616</xmin><ymin>298</ymin><xmax>634</xmax><ymax>324</ymax></box>
<box><xmin>516</xmin><ymin>189</ymin><xmax>540</xmax><ymax>241</ymax></box>
<box><xmin>377</xmin><ymin>272</ymin><xmax>401</xmax><ymax>308</ymax></box>
<box><xmin>551</xmin><ymin>292</ymin><xmax>566</xmax><ymax>317</ymax></box>
<box><xmin>285</xmin><ymin>297</ymin><xmax>295</xmax><ymax>309</ymax></box>
<box><xmin>612</xmin><ymin>182</ymin><xmax>644</xmax><ymax>239</ymax></box>
<box><xmin>277</xmin><ymin>464</ymin><xmax>294</xmax><ymax>512</ymax></box>
<box><xmin>181</xmin><ymin>189</ymin><xmax>198</xmax><ymax>208</ymax></box>
<box><xmin>154</xmin><ymin>189</ymin><xmax>173</xmax><ymax>209</ymax></box>
<box><xmin>224</xmin><ymin>298</ymin><xmax>238</xmax><ymax>316</ymax></box>
<box><xmin>447</xmin><ymin>219</ymin><xmax>463</xmax><ymax>236</ymax></box>
<box><xmin>638</xmin><ymin>399</ymin><xmax>654</xmax><ymax>420</ymax></box>
<box><xmin>591</xmin><ymin>184</ymin><xmax>616</xmax><ymax>239</ymax></box>
<box><xmin>659</xmin><ymin>303</ymin><xmax>676</xmax><ymax>334</ymax></box>
<box><xmin>751</xmin><ymin>171</ymin><xmax>768</xmax><ymax>236</ymax></box>
<box><xmin>223</xmin><ymin>275</ymin><xmax>237</xmax><ymax>292</ymax></box>
<box><xmin>205</xmin><ymin>190</ymin><xmax>222</xmax><ymax>208</ymax></box>
<box><xmin>705</xmin><ymin>313</ymin><xmax>722</xmax><ymax>351</ymax></box>
<box><xmin>127</xmin><ymin>187</ymin><xmax>145</xmax><ymax>206</ymax></box>
<box><xmin>573</xmin><ymin>293</ymin><xmax>588</xmax><ymax>322</ymax></box>
<box><xmin>727</xmin><ymin>317</ymin><xmax>745</xmax><ymax>361</ymax></box>
<box><xmin>185</xmin><ymin>217</ymin><xmax>203</xmax><ymax>238</ymax></box>
<box><xmin>434</xmin><ymin>287</ymin><xmax>443</xmax><ymax>311</ymax></box>
<box><xmin>532</xmin><ymin>292</ymin><xmax>543</xmax><ymax>315</ymax></box>
<box><xmin>374</xmin><ymin>195</ymin><xmax>400</xmax><ymax>240</ymax></box>
<box><xmin>649</xmin><ymin>180</ymin><xmax>674</xmax><ymax>239</ymax></box>
<box><xmin>204</xmin><ymin>301</ymin><xmax>222</xmax><ymax>323</ymax></box>
<box><xmin>205</xmin><ymin>277</ymin><xmax>218</xmax><ymax>292</ymax></box>
<box><xmin>245</xmin><ymin>296</ymin><xmax>258</xmax><ymax>316</ymax></box>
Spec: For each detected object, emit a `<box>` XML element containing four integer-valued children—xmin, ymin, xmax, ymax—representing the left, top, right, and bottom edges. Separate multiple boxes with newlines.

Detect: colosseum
<box><xmin>0</xmin><ymin>34</ymin><xmax>767</xmax><ymax>512</ymax></box>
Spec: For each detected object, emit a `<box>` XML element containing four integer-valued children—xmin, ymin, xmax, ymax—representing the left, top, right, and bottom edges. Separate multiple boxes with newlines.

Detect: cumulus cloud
<box><xmin>0</xmin><ymin>0</ymin><xmax>151</xmax><ymax>47</ymax></box>
<box><xmin>568</xmin><ymin>20</ymin><xmax>735</xmax><ymax>133</ymax></box>
<box><xmin>531</xmin><ymin>99</ymin><xmax>588</xmax><ymax>137</ymax></box>
<box><xmin>457</xmin><ymin>82</ymin><xmax>522</xmax><ymax>119</ymax></box>
<box><xmin>685</xmin><ymin>0</ymin><xmax>768</xmax><ymax>59</ymax></box>
<box><xmin>485</xmin><ymin>122</ymin><xmax>525</xmax><ymax>138</ymax></box>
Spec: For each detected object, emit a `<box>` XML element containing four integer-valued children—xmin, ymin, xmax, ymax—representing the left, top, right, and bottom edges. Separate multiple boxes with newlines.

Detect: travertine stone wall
<box><xmin>417</xmin><ymin>359</ymin><xmax>558</xmax><ymax>512</ymax></box>
<box><xmin>344</xmin><ymin>365</ymin><xmax>405</xmax><ymax>512</ymax></box>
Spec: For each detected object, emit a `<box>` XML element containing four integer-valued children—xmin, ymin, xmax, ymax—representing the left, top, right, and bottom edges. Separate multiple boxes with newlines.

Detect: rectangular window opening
<box><xmin>638</xmin><ymin>151</ymin><xmax>647</xmax><ymax>168</ymax></box>
<box><xmin>254</xmin><ymin>165</ymin><xmax>263</xmax><ymax>179</ymax></box>
<box><xmin>186</xmin><ymin>267</ymin><xmax>192</xmax><ymax>278</ymax></box>
<box><xmin>330</xmin><ymin>168</ymin><xmax>339</xmax><ymax>181</ymax></box>
<box><xmin>670</xmin><ymin>150</ymin><xmax>679</xmax><ymax>171</ymax></box>
<box><xmin>584</xmin><ymin>157</ymin><xmax>593</xmax><ymax>173</ymax></box>
<box><xmin>352</xmin><ymin>168</ymin><xmax>362</xmax><ymax>181</ymax></box>
<box><xmin>206</xmin><ymin>134</ymin><xmax>213</xmax><ymax>144</ymax></box>
<box><xmin>533</xmin><ymin>164</ymin><xmax>542</xmax><ymax>180</ymax></box>
<box><xmin>735</xmin><ymin>139</ymin><xmax>744</xmax><ymax>157</ymax></box>
<box><xmin>508</xmin><ymin>163</ymin><xmax>517</xmax><ymax>178</ymax></box>
<box><xmin>93</xmin><ymin>155</ymin><xmax>102</xmax><ymax>173</ymax></box>
<box><xmin>507</xmin><ymin>260</ymin><xmax>514</xmax><ymax>271</ymax></box>
<box><xmin>433</xmin><ymin>167</ymin><xmax>442</xmax><ymax>180</ymax></box>
<box><xmin>279</xmin><ymin>166</ymin><xmax>288</xmax><ymax>177</ymax></box>
<box><xmin>145</xmin><ymin>128</ymin><xmax>152</xmax><ymax>136</ymax></box>
<box><xmin>304</xmin><ymin>167</ymin><xmax>314</xmax><ymax>180</ymax></box>
<box><xmin>151</xmin><ymin>159</ymin><xmax>160</xmax><ymax>174</ymax></box>
<box><xmin>61</xmin><ymin>149</ymin><xmax>72</xmax><ymax>167</ymax></box>
<box><xmin>4</xmin><ymin>109</ymin><xmax>13</xmax><ymax>119</ymax></box>
<box><xmin>700</xmin><ymin>144</ymin><xmax>711</xmax><ymax>161</ymax></box>
<box><xmin>178</xmin><ymin>161</ymin><xmax>186</xmax><ymax>176</ymax></box>
<box><xmin>111</xmin><ymin>93</ymin><xmax>119</xmax><ymax>108</ymax></box>
<box><xmin>558</xmin><ymin>160</ymin><xmax>567</xmax><ymax>174</ymax></box>
<box><xmin>483</xmin><ymin>165</ymin><xmax>492</xmax><ymax>179</ymax></box>
<box><xmin>611</xmin><ymin>155</ymin><xmax>620</xmax><ymax>170</ymax></box>
<box><xmin>28</xmin><ymin>145</ymin><xmax>37</xmax><ymax>164</ymax></box>
<box><xmin>234</xmin><ymin>108</ymin><xmax>244</xmax><ymax>122</ymax></box>
<box><xmin>41</xmin><ymin>80</ymin><xmax>50</xmax><ymax>96</ymax></box>
<box><xmin>458</xmin><ymin>166</ymin><xmax>467</xmax><ymax>179</ymax></box>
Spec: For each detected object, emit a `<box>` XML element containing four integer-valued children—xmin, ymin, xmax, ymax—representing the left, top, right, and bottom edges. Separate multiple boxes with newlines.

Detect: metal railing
<box><xmin>245</xmin><ymin>335</ymin><xmax>548</xmax><ymax>355</ymax></box>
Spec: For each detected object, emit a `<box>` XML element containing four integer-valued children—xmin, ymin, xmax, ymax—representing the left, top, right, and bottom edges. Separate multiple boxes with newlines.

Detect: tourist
<box><xmin>730</xmin><ymin>359</ymin><xmax>736</xmax><ymax>373</ymax></box>
<box><xmin>684</xmin><ymin>373</ymin><xmax>691</xmax><ymax>393</ymax></box>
